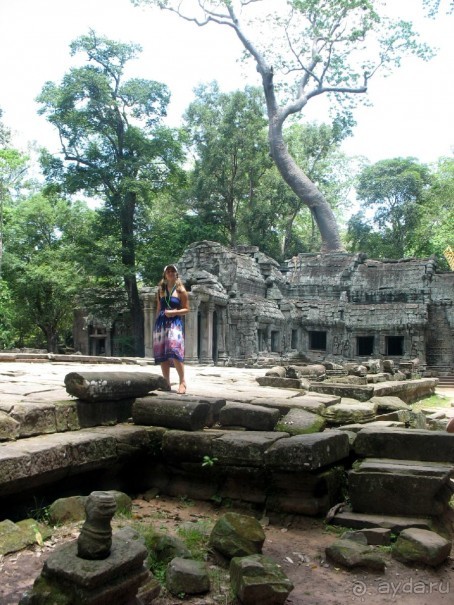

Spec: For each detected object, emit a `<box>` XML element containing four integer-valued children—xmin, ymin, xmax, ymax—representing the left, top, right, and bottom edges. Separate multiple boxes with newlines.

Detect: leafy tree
<box><xmin>346</xmin><ymin>157</ymin><xmax>432</xmax><ymax>258</ymax></box>
<box><xmin>0</xmin><ymin>148</ymin><xmax>29</xmax><ymax>277</ymax></box>
<box><xmin>2</xmin><ymin>192</ymin><xmax>94</xmax><ymax>351</ymax></box>
<box><xmin>37</xmin><ymin>31</ymin><xmax>184</xmax><ymax>356</ymax></box>
<box><xmin>183</xmin><ymin>83</ymin><xmax>272</xmax><ymax>247</ymax></box>
<box><xmin>412</xmin><ymin>156</ymin><xmax>454</xmax><ymax>265</ymax></box>
<box><xmin>133</xmin><ymin>0</ymin><xmax>432</xmax><ymax>252</ymax></box>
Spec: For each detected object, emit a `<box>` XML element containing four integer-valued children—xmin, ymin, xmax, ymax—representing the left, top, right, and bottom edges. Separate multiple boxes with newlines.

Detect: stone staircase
<box><xmin>426</xmin><ymin>365</ymin><xmax>454</xmax><ymax>387</ymax></box>
<box><xmin>332</xmin><ymin>427</ymin><xmax>454</xmax><ymax>531</ymax></box>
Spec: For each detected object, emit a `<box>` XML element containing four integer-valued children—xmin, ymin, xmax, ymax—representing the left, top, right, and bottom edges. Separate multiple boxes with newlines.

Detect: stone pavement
<box><xmin>0</xmin><ymin>359</ymin><xmax>305</xmax><ymax>404</ymax></box>
<box><xmin>0</xmin><ymin>358</ymin><xmax>453</xmax><ymax>415</ymax></box>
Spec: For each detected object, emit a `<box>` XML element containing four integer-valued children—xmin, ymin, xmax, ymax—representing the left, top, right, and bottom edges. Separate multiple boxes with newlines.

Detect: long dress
<box><xmin>153</xmin><ymin>291</ymin><xmax>185</xmax><ymax>364</ymax></box>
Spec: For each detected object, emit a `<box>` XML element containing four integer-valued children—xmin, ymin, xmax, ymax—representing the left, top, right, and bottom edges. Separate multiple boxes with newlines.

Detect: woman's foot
<box><xmin>177</xmin><ymin>381</ymin><xmax>187</xmax><ymax>394</ymax></box>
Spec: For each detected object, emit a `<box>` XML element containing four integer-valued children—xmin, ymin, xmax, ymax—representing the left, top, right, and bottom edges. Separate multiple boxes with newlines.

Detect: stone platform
<box><xmin>0</xmin><ymin>359</ymin><xmax>453</xmax><ymax>521</ymax></box>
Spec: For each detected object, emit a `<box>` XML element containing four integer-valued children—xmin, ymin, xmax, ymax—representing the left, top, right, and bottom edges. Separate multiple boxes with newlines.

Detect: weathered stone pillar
<box><xmin>142</xmin><ymin>290</ymin><xmax>157</xmax><ymax>359</ymax></box>
<box><xmin>216</xmin><ymin>306</ymin><xmax>228</xmax><ymax>364</ymax></box>
<box><xmin>185</xmin><ymin>292</ymin><xmax>199</xmax><ymax>363</ymax></box>
<box><xmin>199</xmin><ymin>301</ymin><xmax>215</xmax><ymax>365</ymax></box>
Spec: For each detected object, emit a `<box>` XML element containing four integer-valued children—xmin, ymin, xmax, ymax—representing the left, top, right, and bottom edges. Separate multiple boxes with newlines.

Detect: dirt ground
<box><xmin>1</xmin><ymin>495</ymin><xmax>453</xmax><ymax>605</ymax></box>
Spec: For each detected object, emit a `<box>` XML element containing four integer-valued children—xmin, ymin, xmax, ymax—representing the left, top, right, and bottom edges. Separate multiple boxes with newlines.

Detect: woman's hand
<box><xmin>164</xmin><ymin>309</ymin><xmax>176</xmax><ymax>317</ymax></box>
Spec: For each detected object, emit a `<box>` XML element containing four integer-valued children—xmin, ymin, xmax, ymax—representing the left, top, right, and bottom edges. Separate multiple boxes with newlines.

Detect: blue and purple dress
<box><xmin>153</xmin><ymin>290</ymin><xmax>185</xmax><ymax>364</ymax></box>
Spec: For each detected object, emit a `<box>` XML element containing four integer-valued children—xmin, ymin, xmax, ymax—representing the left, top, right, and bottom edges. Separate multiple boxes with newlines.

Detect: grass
<box><xmin>176</xmin><ymin>521</ymin><xmax>212</xmax><ymax>559</ymax></box>
<box><xmin>412</xmin><ymin>393</ymin><xmax>452</xmax><ymax>411</ymax></box>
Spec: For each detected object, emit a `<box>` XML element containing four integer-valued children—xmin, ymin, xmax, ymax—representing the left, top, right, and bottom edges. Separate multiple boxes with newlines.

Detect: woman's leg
<box><xmin>174</xmin><ymin>359</ymin><xmax>186</xmax><ymax>394</ymax></box>
<box><xmin>160</xmin><ymin>360</ymin><xmax>171</xmax><ymax>389</ymax></box>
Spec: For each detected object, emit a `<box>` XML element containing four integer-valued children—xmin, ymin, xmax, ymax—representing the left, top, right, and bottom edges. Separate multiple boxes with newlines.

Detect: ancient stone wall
<box><xmin>143</xmin><ymin>242</ymin><xmax>453</xmax><ymax>372</ymax></box>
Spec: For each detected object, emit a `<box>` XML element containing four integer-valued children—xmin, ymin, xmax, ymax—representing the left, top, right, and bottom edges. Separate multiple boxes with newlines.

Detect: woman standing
<box><xmin>153</xmin><ymin>264</ymin><xmax>189</xmax><ymax>394</ymax></box>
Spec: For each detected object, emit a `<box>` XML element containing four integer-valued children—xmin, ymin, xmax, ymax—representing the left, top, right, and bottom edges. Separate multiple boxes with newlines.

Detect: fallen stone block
<box><xmin>321</xmin><ymin>399</ymin><xmax>378</xmax><ymax>425</ymax></box>
<box><xmin>230</xmin><ymin>554</ymin><xmax>294</xmax><ymax>605</ymax></box>
<box><xmin>132</xmin><ymin>396</ymin><xmax>210</xmax><ymax>431</ymax></box>
<box><xmin>275</xmin><ymin>408</ymin><xmax>326</xmax><ymax>435</ymax></box>
<box><xmin>369</xmin><ymin>396</ymin><xmax>410</xmax><ymax>412</ymax></box>
<box><xmin>256</xmin><ymin>376</ymin><xmax>304</xmax><ymax>390</ymax></box>
<box><xmin>326</xmin><ymin>538</ymin><xmax>386</xmax><ymax>570</ymax></box>
<box><xmin>209</xmin><ymin>512</ymin><xmax>265</xmax><ymax>559</ymax></box>
<box><xmin>329</xmin><ymin>507</ymin><xmax>434</xmax><ymax>532</ymax></box>
<box><xmin>392</xmin><ymin>528</ymin><xmax>452</xmax><ymax>567</ymax></box>
<box><xmin>166</xmin><ymin>557</ymin><xmax>210</xmax><ymax>596</ymax></box>
<box><xmin>219</xmin><ymin>402</ymin><xmax>279</xmax><ymax>431</ymax></box>
<box><xmin>145</xmin><ymin>392</ymin><xmax>226</xmax><ymax>427</ymax></box>
<box><xmin>64</xmin><ymin>371</ymin><xmax>168</xmax><ymax>402</ymax></box>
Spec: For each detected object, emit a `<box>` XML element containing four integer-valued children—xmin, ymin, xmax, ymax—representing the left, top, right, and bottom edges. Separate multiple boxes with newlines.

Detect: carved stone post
<box><xmin>184</xmin><ymin>292</ymin><xmax>199</xmax><ymax>363</ymax></box>
<box><xmin>141</xmin><ymin>289</ymin><xmax>157</xmax><ymax>359</ymax></box>
<box><xmin>199</xmin><ymin>301</ymin><xmax>215</xmax><ymax>365</ymax></box>
<box><xmin>77</xmin><ymin>491</ymin><xmax>117</xmax><ymax>560</ymax></box>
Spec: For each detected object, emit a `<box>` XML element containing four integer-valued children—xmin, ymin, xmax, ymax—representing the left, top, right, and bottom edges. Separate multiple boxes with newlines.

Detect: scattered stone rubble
<box><xmin>0</xmin><ymin>362</ymin><xmax>453</xmax><ymax>603</ymax></box>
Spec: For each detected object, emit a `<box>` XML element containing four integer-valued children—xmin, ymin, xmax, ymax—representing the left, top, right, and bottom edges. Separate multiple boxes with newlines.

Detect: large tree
<box><xmin>184</xmin><ymin>83</ymin><xmax>272</xmax><ymax>247</ymax></box>
<box><xmin>132</xmin><ymin>0</ymin><xmax>432</xmax><ymax>252</ymax></box>
<box><xmin>37</xmin><ymin>31</ymin><xmax>183</xmax><ymax>356</ymax></box>
<box><xmin>346</xmin><ymin>157</ymin><xmax>432</xmax><ymax>259</ymax></box>
<box><xmin>2</xmin><ymin>192</ymin><xmax>94</xmax><ymax>351</ymax></box>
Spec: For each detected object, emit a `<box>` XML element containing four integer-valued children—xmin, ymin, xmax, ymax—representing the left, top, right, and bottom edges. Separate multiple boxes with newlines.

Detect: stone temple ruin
<box><xmin>138</xmin><ymin>241</ymin><xmax>452</xmax><ymax>376</ymax></box>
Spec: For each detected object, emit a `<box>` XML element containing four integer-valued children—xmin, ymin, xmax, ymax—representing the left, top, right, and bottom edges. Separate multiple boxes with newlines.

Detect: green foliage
<box><xmin>202</xmin><ymin>455</ymin><xmax>218</xmax><ymax>467</ymax></box>
<box><xmin>2</xmin><ymin>192</ymin><xmax>94</xmax><ymax>350</ymax></box>
<box><xmin>184</xmin><ymin>83</ymin><xmax>271</xmax><ymax>247</ymax></box>
<box><xmin>176</xmin><ymin>522</ymin><xmax>211</xmax><ymax>559</ymax></box>
<box><xmin>37</xmin><ymin>30</ymin><xmax>185</xmax><ymax>355</ymax></box>
<box><xmin>347</xmin><ymin>157</ymin><xmax>432</xmax><ymax>259</ymax></box>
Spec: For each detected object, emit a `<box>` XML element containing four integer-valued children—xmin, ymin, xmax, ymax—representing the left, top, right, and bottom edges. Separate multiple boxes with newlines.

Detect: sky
<box><xmin>0</xmin><ymin>0</ymin><xmax>453</xmax><ymax>165</ymax></box>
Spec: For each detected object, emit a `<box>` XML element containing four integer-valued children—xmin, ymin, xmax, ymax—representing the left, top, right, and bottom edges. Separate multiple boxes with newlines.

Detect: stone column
<box><xmin>184</xmin><ymin>293</ymin><xmax>199</xmax><ymax>364</ymax></box>
<box><xmin>216</xmin><ymin>306</ymin><xmax>228</xmax><ymax>365</ymax></box>
<box><xmin>199</xmin><ymin>301</ymin><xmax>215</xmax><ymax>365</ymax></box>
<box><xmin>142</xmin><ymin>292</ymin><xmax>156</xmax><ymax>359</ymax></box>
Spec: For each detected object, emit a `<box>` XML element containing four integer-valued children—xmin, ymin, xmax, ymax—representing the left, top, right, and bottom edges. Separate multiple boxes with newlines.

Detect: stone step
<box><xmin>348</xmin><ymin>457</ymin><xmax>453</xmax><ymax>517</ymax></box>
<box><xmin>353</xmin><ymin>427</ymin><xmax>454</xmax><ymax>462</ymax></box>
<box><xmin>329</xmin><ymin>506</ymin><xmax>435</xmax><ymax>533</ymax></box>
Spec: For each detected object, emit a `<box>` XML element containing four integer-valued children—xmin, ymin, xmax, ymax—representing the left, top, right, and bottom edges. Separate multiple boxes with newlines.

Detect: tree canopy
<box><xmin>132</xmin><ymin>0</ymin><xmax>433</xmax><ymax>252</ymax></box>
<box><xmin>37</xmin><ymin>30</ymin><xmax>184</xmax><ymax>355</ymax></box>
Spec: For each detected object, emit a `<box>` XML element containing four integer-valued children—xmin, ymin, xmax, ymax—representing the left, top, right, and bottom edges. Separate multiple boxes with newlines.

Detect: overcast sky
<box><xmin>1</xmin><ymin>0</ymin><xmax>453</xmax><ymax>165</ymax></box>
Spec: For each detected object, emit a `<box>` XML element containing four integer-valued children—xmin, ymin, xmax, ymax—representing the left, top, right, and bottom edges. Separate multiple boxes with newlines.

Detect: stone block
<box><xmin>275</xmin><ymin>408</ymin><xmax>326</xmax><ymax>434</ymax></box>
<box><xmin>264</xmin><ymin>431</ymin><xmax>350</xmax><ymax>471</ymax></box>
<box><xmin>256</xmin><ymin>377</ymin><xmax>304</xmax><ymax>389</ymax></box>
<box><xmin>267</xmin><ymin>466</ymin><xmax>344</xmax><ymax>515</ymax></box>
<box><xmin>230</xmin><ymin>554</ymin><xmax>294</xmax><ymax>605</ymax></box>
<box><xmin>0</xmin><ymin>411</ymin><xmax>20</xmax><ymax>441</ymax></box>
<box><xmin>310</xmin><ymin>383</ymin><xmax>374</xmax><ymax>401</ymax></box>
<box><xmin>393</xmin><ymin>528</ymin><xmax>452</xmax><ymax>567</ymax></box>
<box><xmin>353</xmin><ymin>427</ymin><xmax>454</xmax><ymax>462</ymax></box>
<box><xmin>161</xmin><ymin>429</ymin><xmax>224</xmax><ymax>463</ymax></box>
<box><xmin>321</xmin><ymin>400</ymin><xmax>378</xmax><ymax>425</ymax></box>
<box><xmin>348</xmin><ymin>458</ymin><xmax>453</xmax><ymax>516</ymax></box>
<box><xmin>212</xmin><ymin>432</ymin><xmax>287</xmax><ymax>467</ymax></box>
<box><xmin>133</xmin><ymin>396</ymin><xmax>210</xmax><ymax>431</ymax></box>
<box><xmin>65</xmin><ymin>371</ymin><xmax>168</xmax><ymax>402</ymax></box>
<box><xmin>10</xmin><ymin>402</ymin><xmax>57</xmax><ymax>437</ymax></box>
<box><xmin>219</xmin><ymin>402</ymin><xmax>279</xmax><ymax>431</ymax></box>
<box><xmin>166</xmin><ymin>558</ymin><xmax>210</xmax><ymax>596</ymax></box>
<box><xmin>209</xmin><ymin>512</ymin><xmax>265</xmax><ymax>559</ymax></box>
<box><xmin>330</xmin><ymin>508</ymin><xmax>434</xmax><ymax>532</ymax></box>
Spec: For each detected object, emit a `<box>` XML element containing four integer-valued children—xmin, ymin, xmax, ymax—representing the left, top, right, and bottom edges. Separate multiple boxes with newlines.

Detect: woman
<box><xmin>153</xmin><ymin>264</ymin><xmax>189</xmax><ymax>394</ymax></box>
